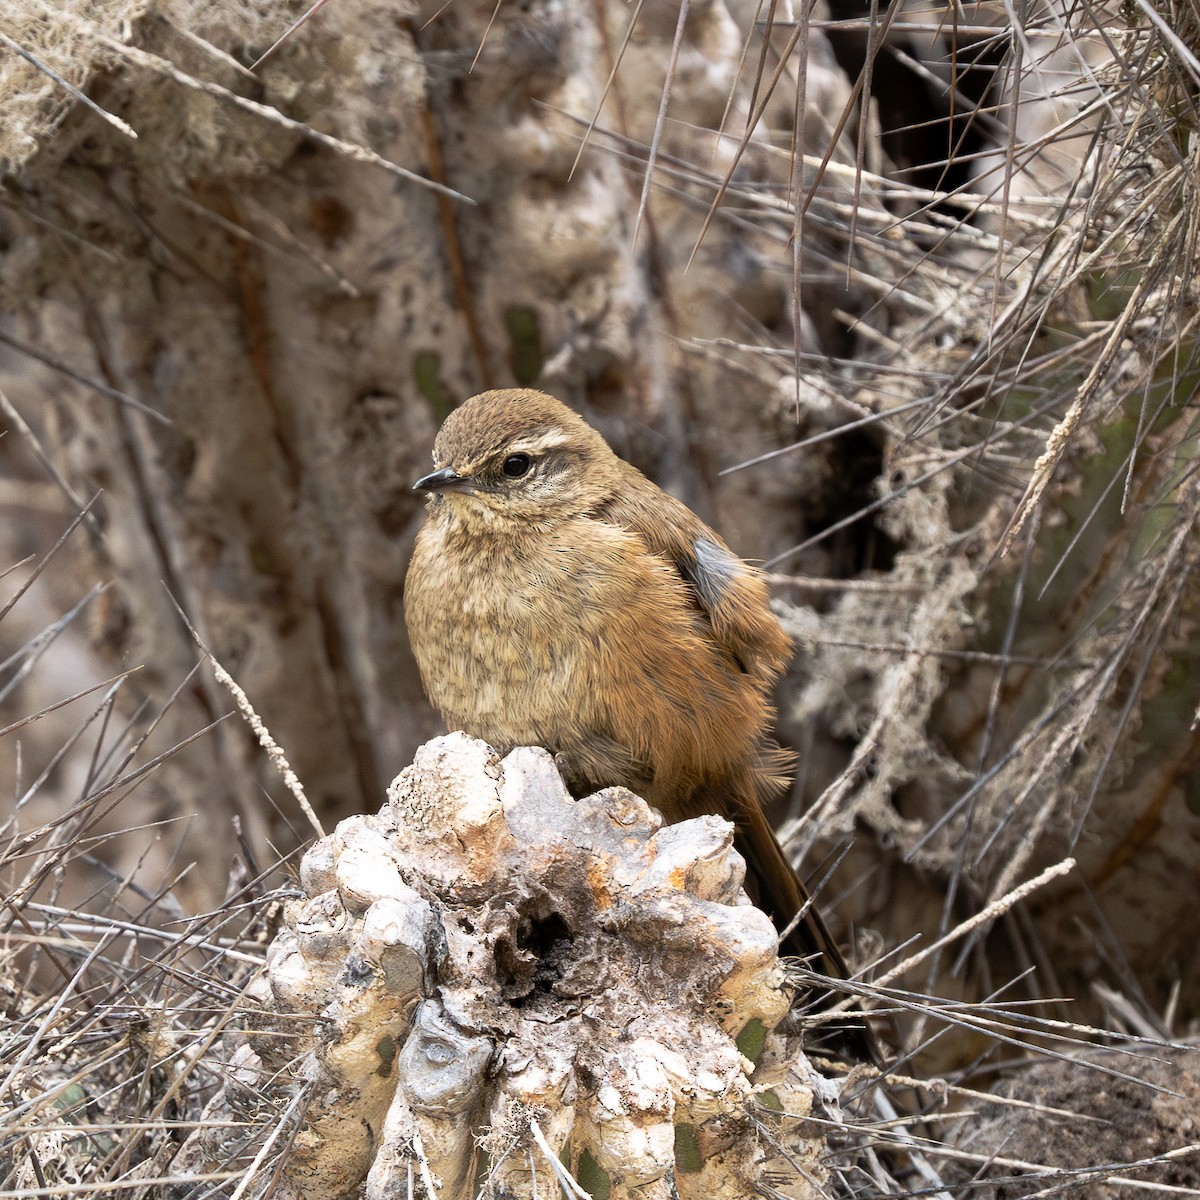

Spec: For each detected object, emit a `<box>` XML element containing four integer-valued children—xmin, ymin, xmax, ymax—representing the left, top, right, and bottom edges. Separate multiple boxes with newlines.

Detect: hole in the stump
<box><xmin>494</xmin><ymin>904</ymin><xmax>576</xmax><ymax>1004</ymax></box>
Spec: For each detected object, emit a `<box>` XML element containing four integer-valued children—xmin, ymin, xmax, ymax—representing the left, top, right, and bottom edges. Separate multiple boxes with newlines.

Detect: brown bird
<box><xmin>405</xmin><ymin>388</ymin><xmax>865</xmax><ymax>1050</ymax></box>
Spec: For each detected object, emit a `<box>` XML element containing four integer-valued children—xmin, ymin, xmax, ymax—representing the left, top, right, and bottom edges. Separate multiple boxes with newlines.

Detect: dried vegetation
<box><xmin>1</xmin><ymin>0</ymin><xmax>1199</xmax><ymax>1194</ymax></box>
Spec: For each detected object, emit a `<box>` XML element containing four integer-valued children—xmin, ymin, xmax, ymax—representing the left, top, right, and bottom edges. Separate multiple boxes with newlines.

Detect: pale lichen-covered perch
<box><xmin>185</xmin><ymin>733</ymin><xmax>831</xmax><ymax>1198</ymax></box>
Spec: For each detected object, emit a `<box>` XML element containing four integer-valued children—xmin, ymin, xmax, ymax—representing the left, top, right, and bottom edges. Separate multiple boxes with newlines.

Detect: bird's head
<box><xmin>413</xmin><ymin>389</ymin><xmax>621</xmax><ymax>528</ymax></box>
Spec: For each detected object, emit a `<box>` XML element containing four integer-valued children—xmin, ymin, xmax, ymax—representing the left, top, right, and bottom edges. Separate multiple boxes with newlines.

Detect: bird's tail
<box><xmin>693</xmin><ymin>762</ymin><xmax>879</xmax><ymax>1063</ymax></box>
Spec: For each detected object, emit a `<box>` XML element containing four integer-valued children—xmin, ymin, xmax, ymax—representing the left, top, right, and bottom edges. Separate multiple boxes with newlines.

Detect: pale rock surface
<box><xmin>177</xmin><ymin>734</ymin><xmax>831</xmax><ymax>1198</ymax></box>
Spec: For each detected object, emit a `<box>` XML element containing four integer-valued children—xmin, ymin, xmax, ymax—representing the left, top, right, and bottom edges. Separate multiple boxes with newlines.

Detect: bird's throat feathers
<box><xmin>426</xmin><ymin>488</ymin><xmax>564</xmax><ymax>537</ymax></box>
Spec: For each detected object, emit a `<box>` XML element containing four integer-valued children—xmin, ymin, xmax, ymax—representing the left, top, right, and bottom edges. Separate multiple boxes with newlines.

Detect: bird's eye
<box><xmin>501</xmin><ymin>453</ymin><xmax>532</xmax><ymax>478</ymax></box>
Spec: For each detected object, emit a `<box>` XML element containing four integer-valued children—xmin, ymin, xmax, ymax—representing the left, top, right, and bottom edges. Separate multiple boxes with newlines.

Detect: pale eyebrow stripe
<box><xmin>510</xmin><ymin>430</ymin><xmax>572</xmax><ymax>455</ymax></box>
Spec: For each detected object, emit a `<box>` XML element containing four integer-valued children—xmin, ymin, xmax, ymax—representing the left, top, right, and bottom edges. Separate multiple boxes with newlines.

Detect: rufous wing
<box><xmin>597</xmin><ymin>467</ymin><xmax>792</xmax><ymax>682</ymax></box>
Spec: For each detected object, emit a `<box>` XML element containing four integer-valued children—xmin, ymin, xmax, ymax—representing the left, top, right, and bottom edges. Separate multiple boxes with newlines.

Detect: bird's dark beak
<box><xmin>413</xmin><ymin>466</ymin><xmax>466</xmax><ymax>493</ymax></box>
